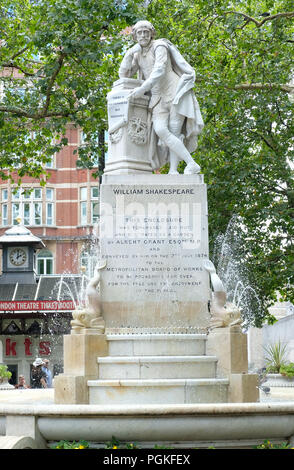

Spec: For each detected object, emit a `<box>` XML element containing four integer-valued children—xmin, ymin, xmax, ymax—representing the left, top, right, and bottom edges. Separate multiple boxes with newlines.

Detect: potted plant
<box><xmin>0</xmin><ymin>364</ymin><xmax>14</xmax><ymax>389</ymax></box>
<box><xmin>263</xmin><ymin>341</ymin><xmax>294</xmax><ymax>387</ymax></box>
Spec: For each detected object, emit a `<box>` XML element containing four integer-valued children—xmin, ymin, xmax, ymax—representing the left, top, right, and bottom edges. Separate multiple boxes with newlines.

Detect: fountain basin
<box><xmin>1</xmin><ymin>390</ymin><xmax>294</xmax><ymax>448</ymax></box>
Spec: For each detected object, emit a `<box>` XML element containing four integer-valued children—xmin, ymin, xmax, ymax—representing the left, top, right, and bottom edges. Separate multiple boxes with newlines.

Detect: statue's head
<box><xmin>132</xmin><ymin>20</ymin><xmax>156</xmax><ymax>46</ymax></box>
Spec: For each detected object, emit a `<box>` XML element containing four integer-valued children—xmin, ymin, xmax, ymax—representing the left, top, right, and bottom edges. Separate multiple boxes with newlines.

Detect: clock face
<box><xmin>8</xmin><ymin>247</ymin><xmax>28</xmax><ymax>267</ymax></box>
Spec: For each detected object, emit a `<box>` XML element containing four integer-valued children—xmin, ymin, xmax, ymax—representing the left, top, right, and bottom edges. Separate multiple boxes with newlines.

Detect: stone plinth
<box><xmin>206</xmin><ymin>326</ymin><xmax>259</xmax><ymax>403</ymax></box>
<box><xmin>229</xmin><ymin>374</ymin><xmax>259</xmax><ymax>403</ymax></box>
<box><xmin>54</xmin><ymin>334</ymin><xmax>108</xmax><ymax>404</ymax></box>
<box><xmin>206</xmin><ymin>326</ymin><xmax>248</xmax><ymax>376</ymax></box>
<box><xmin>99</xmin><ymin>174</ymin><xmax>210</xmax><ymax>332</ymax></box>
<box><xmin>105</xmin><ymin>78</ymin><xmax>152</xmax><ymax>175</ymax></box>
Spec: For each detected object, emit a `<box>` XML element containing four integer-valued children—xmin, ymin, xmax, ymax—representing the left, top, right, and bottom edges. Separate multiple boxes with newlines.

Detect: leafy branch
<box><xmin>207</xmin><ymin>10</ymin><xmax>294</xmax><ymax>30</ymax></box>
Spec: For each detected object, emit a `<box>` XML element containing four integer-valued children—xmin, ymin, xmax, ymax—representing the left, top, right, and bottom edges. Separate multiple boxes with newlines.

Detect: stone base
<box><xmin>54</xmin><ymin>333</ymin><xmax>108</xmax><ymax>404</ymax></box>
<box><xmin>71</xmin><ymin>327</ymin><xmax>105</xmax><ymax>335</ymax></box>
<box><xmin>63</xmin><ymin>333</ymin><xmax>108</xmax><ymax>376</ymax></box>
<box><xmin>88</xmin><ymin>378</ymin><xmax>229</xmax><ymax>405</ymax></box>
<box><xmin>206</xmin><ymin>326</ymin><xmax>248</xmax><ymax>375</ymax></box>
<box><xmin>206</xmin><ymin>326</ymin><xmax>258</xmax><ymax>403</ymax></box>
<box><xmin>104</xmin><ymin>157</ymin><xmax>153</xmax><ymax>175</ymax></box>
<box><xmin>229</xmin><ymin>373</ymin><xmax>259</xmax><ymax>403</ymax></box>
<box><xmin>0</xmin><ymin>436</ymin><xmax>40</xmax><ymax>449</ymax></box>
<box><xmin>87</xmin><ymin>333</ymin><xmax>229</xmax><ymax>405</ymax></box>
<box><xmin>54</xmin><ymin>375</ymin><xmax>89</xmax><ymax>404</ymax></box>
<box><xmin>5</xmin><ymin>415</ymin><xmax>47</xmax><ymax>448</ymax></box>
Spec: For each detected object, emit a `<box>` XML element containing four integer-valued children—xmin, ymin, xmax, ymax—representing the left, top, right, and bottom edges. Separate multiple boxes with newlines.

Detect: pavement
<box><xmin>259</xmin><ymin>386</ymin><xmax>294</xmax><ymax>403</ymax></box>
<box><xmin>0</xmin><ymin>388</ymin><xmax>55</xmax><ymax>405</ymax></box>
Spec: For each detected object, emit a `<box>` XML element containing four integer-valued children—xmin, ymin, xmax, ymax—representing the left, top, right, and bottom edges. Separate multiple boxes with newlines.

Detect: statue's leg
<box><xmin>168</xmin><ymin>112</ymin><xmax>185</xmax><ymax>174</ymax></box>
<box><xmin>153</xmin><ymin>112</ymin><xmax>200</xmax><ymax>174</ymax></box>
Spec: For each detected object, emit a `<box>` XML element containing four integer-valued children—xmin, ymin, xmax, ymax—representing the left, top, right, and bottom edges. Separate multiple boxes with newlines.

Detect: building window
<box><xmin>0</xmin><ymin>186</ymin><xmax>56</xmax><ymax>227</ymax></box>
<box><xmin>34</xmin><ymin>188</ymin><xmax>42</xmax><ymax>200</ymax></box>
<box><xmin>46</xmin><ymin>188</ymin><xmax>54</xmax><ymax>225</ymax></box>
<box><xmin>11</xmin><ymin>188</ymin><xmax>43</xmax><ymax>226</ymax></box>
<box><xmin>80</xmin><ymin>187</ymin><xmax>87</xmax><ymax>225</ymax></box>
<box><xmin>91</xmin><ymin>187</ymin><xmax>99</xmax><ymax>199</ymax></box>
<box><xmin>37</xmin><ymin>249</ymin><xmax>54</xmax><ymax>275</ymax></box>
<box><xmin>46</xmin><ymin>203</ymin><xmax>53</xmax><ymax>225</ymax></box>
<box><xmin>12</xmin><ymin>202</ymin><xmax>20</xmax><ymax>224</ymax></box>
<box><xmin>79</xmin><ymin>130</ymin><xmax>86</xmax><ymax>145</ymax></box>
<box><xmin>91</xmin><ymin>187</ymin><xmax>99</xmax><ymax>224</ymax></box>
<box><xmin>91</xmin><ymin>202</ymin><xmax>99</xmax><ymax>223</ymax></box>
<box><xmin>12</xmin><ymin>189</ymin><xmax>20</xmax><ymax>201</ymax></box>
<box><xmin>45</xmin><ymin>154</ymin><xmax>55</xmax><ymax>168</ymax></box>
<box><xmin>2</xmin><ymin>189</ymin><xmax>8</xmax><ymax>201</ymax></box>
<box><xmin>46</xmin><ymin>188</ymin><xmax>53</xmax><ymax>200</ymax></box>
<box><xmin>2</xmin><ymin>204</ymin><xmax>8</xmax><ymax>226</ymax></box>
<box><xmin>33</xmin><ymin>202</ymin><xmax>42</xmax><ymax>225</ymax></box>
<box><xmin>24</xmin><ymin>202</ymin><xmax>30</xmax><ymax>225</ymax></box>
<box><xmin>81</xmin><ymin>249</ymin><xmax>97</xmax><ymax>279</ymax></box>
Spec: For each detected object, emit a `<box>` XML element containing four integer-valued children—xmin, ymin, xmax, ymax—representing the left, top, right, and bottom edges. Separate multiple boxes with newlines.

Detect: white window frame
<box><xmin>80</xmin><ymin>187</ymin><xmax>88</xmax><ymax>225</ymax></box>
<box><xmin>2</xmin><ymin>203</ymin><xmax>8</xmax><ymax>226</ymax></box>
<box><xmin>10</xmin><ymin>187</ymin><xmax>44</xmax><ymax>226</ymax></box>
<box><xmin>37</xmin><ymin>250</ymin><xmax>54</xmax><ymax>275</ymax></box>
<box><xmin>2</xmin><ymin>189</ymin><xmax>8</xmax><ymax>201</ymax></box>
<box><xmin>46</xmin><ymin>202</ymin><xmax>54</xmax><ymax>226</ymax></box>
<box><xmin>90</xmin><ymin>186</ymin><xmax>99</xmax><ymax>224</ymax></box>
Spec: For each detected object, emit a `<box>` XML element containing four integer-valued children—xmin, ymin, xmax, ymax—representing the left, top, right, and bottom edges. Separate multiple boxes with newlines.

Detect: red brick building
<box><xmin>0</xmin><ymin>125</ymin><xmax>100</xmax><ymax>385</ymax></box>
<box><xmin>0</xmin><ymin>125</ymin><xmax>100</xmax><ymax>277</ymax></box>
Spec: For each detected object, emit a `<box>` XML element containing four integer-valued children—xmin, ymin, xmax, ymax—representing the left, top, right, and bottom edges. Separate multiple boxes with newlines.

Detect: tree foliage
<box><xmin>0</xmin><ymin>0</ymin><xmax>140</xmax><ymax>181</ymax></box>
<box><xmin>1</xmin><ymin>0</ymin><xmax>293</xmax><ymax>325</ymax></box>
<box><xmin>146</xmin><ymin>0</ymin><xmax>293</xmax><ymax>324</ymax></box>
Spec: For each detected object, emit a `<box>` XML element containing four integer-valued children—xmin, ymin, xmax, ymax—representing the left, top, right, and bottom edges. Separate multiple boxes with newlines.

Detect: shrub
<box><xmin>280</xmin><ymin>363</ymin><xmax>294</xmax><ymax>378</ymax></box>
<box><xmin>255</xmin><ymin>440</ymin><xmax>290</xmax><ymax>449</ymax></box>
<box><xmin>0</xmin><ymin>364</ymin><xmax>12</xmax><ymax>379</ymax></box>
<box><xmin>52</xmin><ymin>440</ymin><xmax>89</xmax><ymax>449</ymax></box>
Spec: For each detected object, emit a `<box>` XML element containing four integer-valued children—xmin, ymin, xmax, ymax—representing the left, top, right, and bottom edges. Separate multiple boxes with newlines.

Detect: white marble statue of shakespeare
<box><xmin>118</xmin><ymin>20</ymin><xmax>204</xmax><ymax>174</ymax></box>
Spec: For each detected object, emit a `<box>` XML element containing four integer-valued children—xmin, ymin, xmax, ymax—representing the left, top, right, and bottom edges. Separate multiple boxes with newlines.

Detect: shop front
<box><xmin>0</xmin><ymin>299</ymin><xmax>74</xmax><ymax>385</ymax></box>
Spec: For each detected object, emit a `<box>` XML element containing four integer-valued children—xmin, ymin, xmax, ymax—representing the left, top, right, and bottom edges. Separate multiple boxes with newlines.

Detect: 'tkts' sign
<box><xmin>5</xmin><ymin>337</ymin><xmax>51</xmax><ymax>356</ymax></box>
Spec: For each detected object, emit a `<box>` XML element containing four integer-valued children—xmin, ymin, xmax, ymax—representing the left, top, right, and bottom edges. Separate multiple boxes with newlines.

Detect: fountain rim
<box><xmin>1</xmin><ymin>401</ymin><xmax>294</xmax><ymax>417</ymax></box>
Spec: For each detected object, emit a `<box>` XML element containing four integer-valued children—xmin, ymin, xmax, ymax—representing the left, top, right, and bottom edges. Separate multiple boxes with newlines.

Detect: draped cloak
<box><xmin>144</xmin><ymin>39</ymin><xmax>204</xmax><ymax>170</ymax></box>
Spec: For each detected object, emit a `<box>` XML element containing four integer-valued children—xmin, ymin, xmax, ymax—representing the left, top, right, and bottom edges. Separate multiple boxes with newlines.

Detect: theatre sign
<box><xmin>0</xmin><ymin>300</ymin><xmax>75</xmax><ymax>311</ymax></box>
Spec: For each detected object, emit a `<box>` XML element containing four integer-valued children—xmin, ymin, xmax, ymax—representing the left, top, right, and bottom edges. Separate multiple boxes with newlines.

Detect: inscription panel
<box><xmin>99</xmin><ymin>176</ymin><xmax>210</xmax><ymax>329</ymax></box>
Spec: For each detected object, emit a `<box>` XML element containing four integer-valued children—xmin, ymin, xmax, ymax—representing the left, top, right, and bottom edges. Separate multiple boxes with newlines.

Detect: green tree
<box><xmin>1</xmin><ymin>0</ymin><xmax>293</xmax><ymax>325</ymax></box>
<box><xmin>146</xmin><ymin>0</ymin><xmax>293</xmax><ymax>325</ymax></box>
<box><xmin>0</xmin><ymin>0</ymin><xmax>140</xmax><ymax>183</ymax></box>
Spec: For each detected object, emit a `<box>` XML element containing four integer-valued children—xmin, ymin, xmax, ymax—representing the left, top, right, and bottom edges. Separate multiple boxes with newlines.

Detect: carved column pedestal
<box><xmin>206</xmin><ymin>326</ymin><xmax>259</xmax><ymax>402</ymax></box>
<box><xmin>54</xmin><ymin>334</ymin><xmax>108</xmax><ymax>404</ymax></box>
<box><xmin>104</xmin><ymin>78</ymin><xmax>152</xmax><ymax>175</ymax></box>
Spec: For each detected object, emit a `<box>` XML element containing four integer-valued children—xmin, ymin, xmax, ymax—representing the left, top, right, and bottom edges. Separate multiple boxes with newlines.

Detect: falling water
<box><xmin>212</xmin><ymin>215</ymin><xmax>262</xmax><ymax>330</ymax></box>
